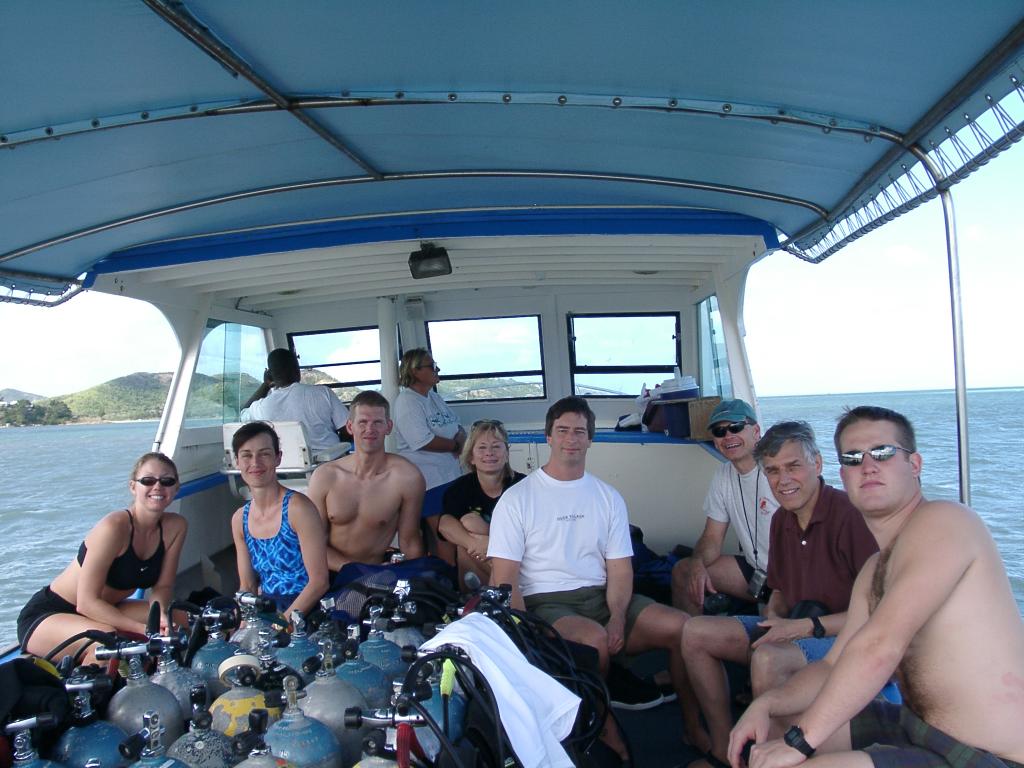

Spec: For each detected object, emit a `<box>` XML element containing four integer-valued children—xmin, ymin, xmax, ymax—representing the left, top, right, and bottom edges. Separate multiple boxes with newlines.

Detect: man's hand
<box><xmin>750</xmin><ymin>618</ymin><xmax>812</xmax><ymax>649</ymax></box>
<box><xmin>688</xmin><ymin>557</ymin><xmax>715</xmax><ymax>607</ymax></box>
<box><xmin>605</xmin><ymin>614</ymin><xmax>626</xmax><ymax>656</ymax></box>
<box><xmin>748</xmin><ymin>739</ymin><xmax>807</xmax><ymax>768</ymax></box>
<box><xmin>728</xmin><ymin>699</ymin><xmax>771</xmax><ymax>767</ymax></box>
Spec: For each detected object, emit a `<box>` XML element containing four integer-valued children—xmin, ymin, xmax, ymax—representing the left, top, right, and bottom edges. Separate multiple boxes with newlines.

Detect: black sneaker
<box><xmin>607</xmin><ymin>664</ymin><xmax>665</xmax><ymax>710</ymax></box>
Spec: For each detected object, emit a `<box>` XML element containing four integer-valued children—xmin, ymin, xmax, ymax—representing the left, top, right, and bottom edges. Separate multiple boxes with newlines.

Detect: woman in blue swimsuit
<box><xmin>17</xmin><ymin>452</ymin><xmax>189</xmax><ymax>663</ymax></box>
<box><xmin>230</xmin><ymin>422</ymin><xmax>328</xmax><ymax>618</ymax></box>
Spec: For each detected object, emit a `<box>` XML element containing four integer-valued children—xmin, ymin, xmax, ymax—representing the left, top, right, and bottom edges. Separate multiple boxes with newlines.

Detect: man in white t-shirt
<box><xmin>489</xmin><ymin>396</ymin><xmax>702</xmax><ymax>760</ymax></box>
<box><xmin>671</xmin><ymin>399</ymin><xmax>779</xmax><ymax>616</ymax></box>
<box><xmin>241</xmin><ymin>348</ymin><xmax>349</xmax><ymax>455</ymax></box>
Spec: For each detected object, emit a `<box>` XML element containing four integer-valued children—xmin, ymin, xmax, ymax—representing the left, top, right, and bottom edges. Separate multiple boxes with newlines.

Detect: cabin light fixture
<box><xmin>409</xmin><ymin>242</ymin><xmax>452</xmax><ymax>279</ymax></box>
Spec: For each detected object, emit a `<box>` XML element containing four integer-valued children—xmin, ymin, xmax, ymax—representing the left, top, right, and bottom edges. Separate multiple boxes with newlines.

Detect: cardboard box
<box><xmin>687</xmin><ymin>396</ymin><xmax>723</xmax><ymax>441</ymax></box>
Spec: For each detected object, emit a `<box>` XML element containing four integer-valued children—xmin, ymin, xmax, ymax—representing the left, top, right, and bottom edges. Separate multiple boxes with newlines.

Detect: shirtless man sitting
<box><xmin>730</xmin><ymin>405</ymin><xmax>1024</xmax><ymax>768</ymax></box>
<box><xmin>308</xmin><ymin>390</ymin><xmax>426</xmax><ymax>572</ymax></box>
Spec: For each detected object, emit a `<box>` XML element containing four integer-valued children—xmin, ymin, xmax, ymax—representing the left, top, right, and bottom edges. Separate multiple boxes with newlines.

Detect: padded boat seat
<box><xmin>221</xmin><ymin>420</ymin><xmax>351</xmax><ymax>499</ymax></box>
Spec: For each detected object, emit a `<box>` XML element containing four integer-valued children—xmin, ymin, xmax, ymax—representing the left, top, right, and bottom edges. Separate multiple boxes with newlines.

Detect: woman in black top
<box><xmin>439</xmin><ymin>420</ymin><xmax>524</xmax><ymax>585</ymax></box>
<box><xmin>17</xmin><ymin>452</ymin><xmax>188</xmax><ymax>663</ymax></box>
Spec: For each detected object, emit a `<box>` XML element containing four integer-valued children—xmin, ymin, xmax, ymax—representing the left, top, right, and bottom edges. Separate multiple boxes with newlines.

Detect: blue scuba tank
<box><xmin>415</xmin><ymin>659</ymin><xmax>467</xmax><ymax>761</ymax></box>
<box><xmin>167</xmin><ymin>685</ymin><xmax>235</xmax><ymax>768</ymax></box>
<box><xmin>335</xmin><ymin>626</ymin><xmax>390</xmax><ymax>709</ymax></box>
<box><xmin>231</xmin><ymin>710</ymin><xmax>295</xmax><ymax>768</ymax></box>
<box><xmin>274</xmin><ymin>612</ymin><xmax>318</xmax><ymax>686</ymax></box>
<box><xmin>358</xmin><ymin>609</ymin><xmax>406</xmax><ymax>685</ymax></box>
<box><xmin>6</xmin><ymin>715</ymin><xmax>68</xmax><ymax>768</ymax></box>
<box><xmin>50</xmin><ymin>673</ymin><xmax>128</xmax><ymax>768</ymax></box>
<box><xmin>120</xmin><ymin>711</ymin><xmax>190</xmax><ymax>768</ymax></box>
<box><xmin>264</xmin><ymin>676</ymin><xmax>341</xmax><ymax>768</ymax></box>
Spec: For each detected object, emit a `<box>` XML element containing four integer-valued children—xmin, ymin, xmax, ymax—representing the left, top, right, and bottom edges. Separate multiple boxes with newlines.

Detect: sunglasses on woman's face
<box><xmin>135</xmin><ymin>476</ymin><xmax>178</xmax><ymax>487</ymax></box>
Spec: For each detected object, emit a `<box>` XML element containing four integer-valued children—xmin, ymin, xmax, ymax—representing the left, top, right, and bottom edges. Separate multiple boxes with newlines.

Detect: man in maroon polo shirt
<box><xmin>681</xmin><ymin>421</ymin><xmax>877</xmax><ymax>768</ymax></box>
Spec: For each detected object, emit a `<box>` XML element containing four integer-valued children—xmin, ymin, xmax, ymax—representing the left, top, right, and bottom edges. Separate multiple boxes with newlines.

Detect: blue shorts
<box><xmin>735</xmin><ymin>614</ymin><xmax>835</xmax><ymax>663</ymax></box>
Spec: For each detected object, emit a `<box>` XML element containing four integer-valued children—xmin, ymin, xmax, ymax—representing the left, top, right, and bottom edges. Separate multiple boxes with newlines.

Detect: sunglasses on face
<box><xmin>135</xmin><ymin>476</ymin><xmax>179</xmax><ymax>487</ymax></box>
<box><xmin>710</xmin><ymin>421</ymin><xmax>749</xmax><ymax>439</ymax></box>
<box><xmin>838</xmin><ymin>444</ymin><xmax>913</xmax><ymax>467</ymax></box>
<box><xmin>417</xmin><ymin>363</ymin><xmax>440</xmax><ymax>372</ymax></box>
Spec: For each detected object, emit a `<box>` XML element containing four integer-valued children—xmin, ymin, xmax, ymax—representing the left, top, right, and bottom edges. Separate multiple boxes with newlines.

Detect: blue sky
<box><xmin>1</xmin><ymin>142</ymin><xmax>1021</xmax><ymax>399</ymax></box>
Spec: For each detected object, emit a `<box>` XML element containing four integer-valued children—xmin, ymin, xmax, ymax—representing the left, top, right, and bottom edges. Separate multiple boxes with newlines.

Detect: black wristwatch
<box><xmin>810</xmin><ymin>616</ymin><xmax>826</xmax><ymax>639</ymax></box>
<box><xmin>784</xmin><ymin>725</ymin><xmax>816</xmax><ymax>757</ymax></box>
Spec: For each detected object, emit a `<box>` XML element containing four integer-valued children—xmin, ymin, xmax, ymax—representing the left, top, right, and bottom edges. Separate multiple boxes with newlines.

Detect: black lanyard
<box><xmin>737</xmin><ymin>468</ymin><xmax>760</xmax><ymax>566</ymax></box>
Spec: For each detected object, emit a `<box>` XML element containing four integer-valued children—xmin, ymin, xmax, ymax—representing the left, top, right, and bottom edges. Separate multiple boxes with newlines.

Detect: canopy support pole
<box><xmin>911</xmin><ymin>147</ymin><xmax>970</xmax><ymax>504</ymax></box>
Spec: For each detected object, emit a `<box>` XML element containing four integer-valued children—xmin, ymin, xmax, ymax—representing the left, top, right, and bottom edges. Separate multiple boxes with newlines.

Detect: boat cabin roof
<box><xmin>2</xmin><ymin>2</ymin><xmax>1023</xmax><ymax>306</ymax></box>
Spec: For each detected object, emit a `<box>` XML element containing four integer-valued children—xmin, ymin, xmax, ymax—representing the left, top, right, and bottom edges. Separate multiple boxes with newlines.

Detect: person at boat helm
<box><xmin>671</xmin><ymin>399</ymin><xmax>780</xmax><ymax>615</ymax></box>
<box><xmin>308</xmin><ymin>390</ymin><xmax>426</xmax><ymax>576</ymax></box>
<box><xmin>240</xmin><ymin>347</ymin><xmax>351</xmax><ymax>455</ymax></box>
<box><xmin>488</xmin><ymin>396</ymin><xmax>703</xmax><ymax>762</ymax></box>
<box><xmin>16</xmin><ymin>452</ymin><xmax>188</xmax><ymax>665</ymax></box>
<box><xmin>729</xmin><ymin>406</ymin><xmax>1024</xmax><ymax>768</ymax></box>
<box><xmin>681</xmin><ymin>420</ymin><xmax>878</xmax><ymax>768</ymax></box>
<box><xmin>230</xmin><ymin>421</ymin><xmax>329</xmax><ymax>618</ymax></box>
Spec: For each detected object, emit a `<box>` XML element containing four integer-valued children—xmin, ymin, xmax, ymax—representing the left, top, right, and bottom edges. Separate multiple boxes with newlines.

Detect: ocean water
<box><xmin>0</xmin><ymin>389</ymin><xmax>1021</xmax><ymax>649</ymax></box>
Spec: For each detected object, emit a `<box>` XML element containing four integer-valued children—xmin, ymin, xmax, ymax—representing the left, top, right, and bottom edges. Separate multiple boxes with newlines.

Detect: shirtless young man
<box><xmin>308</xmin><ymin>390</ymin><xmax>426</xmax><ymax>571</ymax></box>
<box><xmin>729</xmin><ymin>406</ymin><xmax>1024</xmax><ymax>768</ymax></box>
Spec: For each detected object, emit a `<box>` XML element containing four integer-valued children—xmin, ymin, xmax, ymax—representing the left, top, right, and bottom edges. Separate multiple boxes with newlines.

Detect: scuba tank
<box><xmin>416</xmin><ymin>659</ymin><xmax>467</xmax><ymax>761</ymax></box>
<box><xmin>6</xmin><ymin>715</ymin><xmax>67</xmax><ymax>768</ymax></box>
<box><xmin>264</xmin><ymin>677</ymin><xmax>341</xmax><ymax>768</ymax></box>
<box><xmin>273</xmin><ymin>612</ymin><xmax>318</xmax><ymax>686</ymax></box>
<box><xmin>230</xmin><ymin>594</ymin><xmax>278</xmax><ymax>654</ymax></box>
<box><xmin>295</xmin><ymin>640</ymin><xmax>367</xmax><ymax>768</ymax></box>
<box><xmin>188</xmin><ymin>598</ymin><xmax>243</xmax><ymax>700</ymax></box>
<box><xmin>119</xmin><ymin>711</ymin><xmax>190</xmax><ymax>768</ymax></box>
<box><xmin>51</xmin><ymin>673</ymin><xmax>128</xmax><ymax>768</ymax></box>
<box><xmin>380</xmin><ymin>581</ymin><xmax>425</xmax><ymax>651</ymax></box>
<box><xmin>232</xmin><ymin>710</ymin><xmax>296</xmax><ymax>768</ymax></box>
<box><xmin>306</xmin><ymin>597</ymin><xmax>345</xmax><ymax>657</ymax></box>
<box><xmin>358</xmin><ymin>608</ymin><xmax>406</xmax><ymax>685</ymax></box>
<box><xmin>167</xmin><ymin>686</ymin><xmax>235</xmax><ymax>768</ymax></box>
<box><xmin>332</xmin><ymin>626</ymin><xmax>389</xmax><ymax>710</ymax></box>
<box><xmin>99</xmin><ymin>640</ymin><xmax>185</xmax><ymax>744</ymax></box>
<box><xmin>351</xmin><ymin>731</ymin><xmax>397</xmax><ymax>768</ymax></box>
<box><xmin>209</xmin><ymin>627</ymin><xmax>290</xmax><ymax>737</ymax></box>
<box><xmin>151</xmin><ymin>615</ymin><xmax>207</xmax><ymax>721</ymax></box>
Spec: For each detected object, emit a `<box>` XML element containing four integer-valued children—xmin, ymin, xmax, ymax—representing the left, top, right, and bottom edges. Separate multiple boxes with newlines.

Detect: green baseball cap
<box><xmin>708</xmin><ymin>398</ymin><xmax>757</xmax><ymax>426</ymax></box>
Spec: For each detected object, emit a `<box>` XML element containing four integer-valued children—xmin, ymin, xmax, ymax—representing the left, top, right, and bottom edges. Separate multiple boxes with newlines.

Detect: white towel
<box><xmin>420</xmin><ymin>612</ymin><xmax>581</xmax><ymax>768</ymax></box>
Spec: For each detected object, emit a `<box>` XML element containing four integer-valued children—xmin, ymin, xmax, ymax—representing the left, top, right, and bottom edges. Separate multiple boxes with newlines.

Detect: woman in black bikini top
<box><xmin>16</xmin><ymin>451</ymin><xmax>189</xmax><ymax>664</ymax></box>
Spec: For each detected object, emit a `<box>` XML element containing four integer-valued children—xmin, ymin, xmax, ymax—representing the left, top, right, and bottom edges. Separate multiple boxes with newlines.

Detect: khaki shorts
<box><xmin>524</xmin><ymin>585</ymin><xmax>655</xmax><ymax>647</ymax></box>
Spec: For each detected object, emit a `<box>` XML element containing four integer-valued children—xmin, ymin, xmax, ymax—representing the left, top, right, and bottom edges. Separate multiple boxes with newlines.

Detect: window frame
<box><xmin>567</xmin><ymin>311</ymin><xmax>682</xmax><ymax>398</ymax></box>
<box><xmin>287</xmin><ymin>324</ymin><xmax>383</xmax><ymax>391</ymax></box>
<box><xmin>423</xmin><ymin>314</ymin><xmax>547</xmax><ymax>402</ymax></box>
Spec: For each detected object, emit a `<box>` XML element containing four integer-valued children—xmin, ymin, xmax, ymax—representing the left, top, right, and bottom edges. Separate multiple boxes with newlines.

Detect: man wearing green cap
<box><xmin>671</xmin><ymin>398</ymin><xmax>779</xmax><ymax>616</ymax></box>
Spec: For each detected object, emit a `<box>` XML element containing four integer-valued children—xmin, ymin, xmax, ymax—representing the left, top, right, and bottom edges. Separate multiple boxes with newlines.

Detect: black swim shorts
<box><xmin>16</xmin><ymin>586</ymin><xmax>78</xmax><ymax>649</ymax></box>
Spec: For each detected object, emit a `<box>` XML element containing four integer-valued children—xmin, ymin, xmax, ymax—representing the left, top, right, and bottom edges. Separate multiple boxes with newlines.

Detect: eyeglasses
<box><xmin>472</xmin><ymin>419</ymin><xmax>504</xmax><ymax>428</ymax></box>
<box><xmin>838</xmin><ymin>444</ymin><xmax>913</xmax><ymax>467</ymax></box>
<box><xmin>135</xmin><ymin>476</ymin><xmax>179</xmax><ymax>487</ymax></box>
<box><xmin>710</xmin><ymin>421</ymin><xmax>750</xmax><ymax>439</ymax></box>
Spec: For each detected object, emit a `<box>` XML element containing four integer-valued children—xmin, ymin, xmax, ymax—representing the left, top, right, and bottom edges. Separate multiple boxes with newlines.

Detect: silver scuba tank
<box><xmin>50</xmin><ymin>673</ymin><xmax>128</xmax><ymax>768</ymax></box>
<box><xmin>380</xmin><ymin>581</ymin><xmax>425</xmax><ymax>650</ymax></box>
<box><xmin>119</xmin><ymin>711</ymin><xmax>190</xmax><ymax>768</ymax></box>
<box><xmin>264</xmin><ymin>676</ymin><xmax>341</xmax><ymax>768</ymax></box>
<box><xmin>229</xmin><ymin>593</ymin><xmax>276</xmax><ymax>654</ymax></box>
<box><xmin>151</xmin><ymin>641</ymin><xmax>207</xmax><ymax>721</ymax></box>
<box><xmin>274</xmin><ymin>612</ymin><xmax>318</xmax><ymax>686</ymax></box>
<box><xmin>296</xmin><ymin>640</ymin><xmax>368</xmax><ymax>768</ymax></box>
<box><xmin>350</xmin><ymin>730</ymin><xmax>398</xmax><ymax>768</ymax></box>
<box><xmin>99</xmin><ymin>642</ymin><xmax>184</xmax><ymax>744</ymax></box>
<box><xmin>6</xmin><ymin>715</ymin><xmax>68</xmax><ymax>768</ymax></box>
<box><xmin>335</xmin><ymin>626</ymin><xmax>390</xmax><ymax>709</ymax></box>
<box><xmin>167</xmin><ymin>685</ymin><xmax>235</xmax><ymax>768</ymax></box>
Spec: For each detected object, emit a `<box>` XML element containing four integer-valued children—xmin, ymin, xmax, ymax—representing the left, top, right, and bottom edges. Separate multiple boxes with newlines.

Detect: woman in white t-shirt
<box><xmin>393</xmin><ymin>348</ymin><xmax>466</xmax><ymax>561</ymax></box>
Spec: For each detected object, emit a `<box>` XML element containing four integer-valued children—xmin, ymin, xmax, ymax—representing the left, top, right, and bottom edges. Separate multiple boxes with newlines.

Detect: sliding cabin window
<box><xmin>425</xmin><ymin>316</ymin><xmax>545</xmax><ymax>401</ymax></box>
<box><xmin>568</xmin><ymin>312</ymin><xmax>681</xmax><ymax>397</ymax></box>
<box><xmin>288</xmin><ymin>326</ymin><xmax>383</xmax><ymax>400</ymax></box>
<box><xmin>698</xmin><ymin>296</ymin><xmax>733</xmax><ymax>398</ymax></box>
<box><xmin>183</xmin><ymin>320</ymin><xmax>267</xmax><ymax>426</ymax></box>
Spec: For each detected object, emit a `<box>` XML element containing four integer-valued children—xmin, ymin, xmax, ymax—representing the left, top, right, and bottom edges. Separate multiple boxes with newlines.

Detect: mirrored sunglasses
<box><xmin>838</xmin><ymin>444</ymin><xmax>913</xmax><ymax>467</ymax></box>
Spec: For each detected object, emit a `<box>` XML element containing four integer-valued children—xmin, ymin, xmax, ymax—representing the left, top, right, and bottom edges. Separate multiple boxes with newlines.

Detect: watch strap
<box><xmin>784</xmin><ymin>725</ymin><xmax>816</xmax><ymax>757</ymax></box>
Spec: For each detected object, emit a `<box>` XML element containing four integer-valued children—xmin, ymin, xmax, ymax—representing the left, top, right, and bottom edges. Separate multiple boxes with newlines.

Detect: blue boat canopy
<box><xmin>2</xmin><ymin>1</ymin><xmax>1023</xmax><ymax>304</ymax></box>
